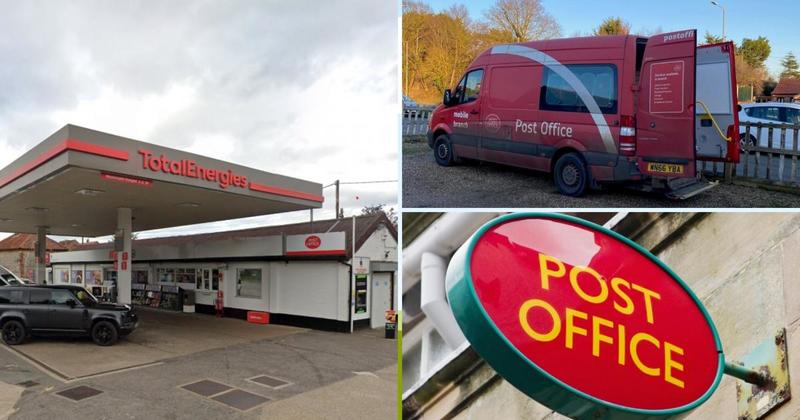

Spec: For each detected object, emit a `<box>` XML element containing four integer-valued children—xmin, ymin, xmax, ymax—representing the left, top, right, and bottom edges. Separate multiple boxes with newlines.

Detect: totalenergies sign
<box><xmin>446</xmin><ymin>214</ymin><xmax>723</xmax><ymax>419</ymax></box>
<box><xmin>138</xmin><ymin>149</ymin><xmax>248</xmax><ymax>189</ymax></box>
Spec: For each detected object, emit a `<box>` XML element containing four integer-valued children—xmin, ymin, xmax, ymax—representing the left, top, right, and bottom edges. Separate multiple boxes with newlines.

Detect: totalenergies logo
<box><xmin>138</xmin><ymin>149</ymin><xmax>248</xmax><ymax>189</ymax></box>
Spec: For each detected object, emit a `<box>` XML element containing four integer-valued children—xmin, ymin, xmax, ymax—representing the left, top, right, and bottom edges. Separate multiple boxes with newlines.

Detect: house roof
<box><xmin>772</xmin><ymin>77</ymin><xmax>800</xmax><ymax>96</ymax></box>
<box><xmin>0</xmin><ymin>233</ymin><xmax>68</xmax><ymax>252</ymax></box>
<box><xmin>72</xmin><ymin>213</ymin><xmax>397</xmax><ymax>258</ymax></box>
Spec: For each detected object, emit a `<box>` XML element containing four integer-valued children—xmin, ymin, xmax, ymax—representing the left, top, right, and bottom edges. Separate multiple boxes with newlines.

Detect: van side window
<box><xmin>457</xmin><ymin>69</ymin><xmax>484</xmax><ymax>104</ymax></box>
<box><xmin>540</xmin><ymin>64</ymin><xmax>617</xmax><ymax>114</ymax></box>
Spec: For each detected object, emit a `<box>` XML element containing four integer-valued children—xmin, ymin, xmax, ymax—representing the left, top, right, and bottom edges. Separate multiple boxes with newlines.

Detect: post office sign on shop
<box><xmin>446</xmin><ymin>213</ymin><xmax>724</xmax><ymax>419</ymax></box>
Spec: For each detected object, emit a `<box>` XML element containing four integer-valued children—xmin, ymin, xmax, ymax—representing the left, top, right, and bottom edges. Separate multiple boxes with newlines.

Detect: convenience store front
<box><xmin>49</xmin><ymin>214</ymin><xmax>398</xmax><ymax>331</ymax></box>
<box><xmin>0</xmin><ymin>124</ymin><xmax>323</xmax><ymax>301</ymax></box>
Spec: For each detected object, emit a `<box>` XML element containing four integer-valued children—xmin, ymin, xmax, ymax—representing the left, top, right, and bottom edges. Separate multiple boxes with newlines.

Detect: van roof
<box><xmin>476</xmin><ymin>34</ymin><xmax>638</xmax><ymax>61</ymax></box>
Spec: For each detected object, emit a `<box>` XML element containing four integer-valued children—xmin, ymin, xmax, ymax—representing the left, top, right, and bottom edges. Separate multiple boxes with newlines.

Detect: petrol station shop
<box><xmin>47</xmin><ymin>213</ymin><xmax>397</xmax><ymax>331</ymax></box>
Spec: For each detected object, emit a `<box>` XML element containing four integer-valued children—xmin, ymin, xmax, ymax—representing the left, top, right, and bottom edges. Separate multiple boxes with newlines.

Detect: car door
<box><xmin>636</xmin><ymin>30</ymin><xmax>696</xmax><ymax>178</ymax></box>
<box><xmin>49</xmin><ymin>289</ymin><xmax>89</xmax><ymax>331</ymax></box>
<box><xmin>26</xmin><ymin>289</ymin><xmax>52</xmax><ymax>329</ymax></box>
<box><xmin>449</xmin><ymin>68</ymin><xmax>485</xmax><ymax>159</ymax></box>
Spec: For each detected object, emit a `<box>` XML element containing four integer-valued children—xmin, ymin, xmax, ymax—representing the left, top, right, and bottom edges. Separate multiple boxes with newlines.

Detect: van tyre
<box><xmin>554</xmin><ymin>153</ymin><xmax>589</xmax><ymax>197</ymax></box>
<box><xmin>433</xmin><ymin>135</ymin><xmax>456</xmax><ymax>166</ymax></box>
<box><xmin>92</xmin><ymin>320</ymin><xmax>119</xmax><ymax>346</ymax></box>
<box><xmin>2</xmin><ymin>320</ymin><xmax>26</xmax><ymax>345</ymax></box>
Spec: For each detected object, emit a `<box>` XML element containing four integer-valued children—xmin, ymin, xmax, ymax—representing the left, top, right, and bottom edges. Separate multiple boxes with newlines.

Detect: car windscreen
<box><xmin>74</xmin><ymin>288</ymin><xmax>98</xmax><ymax>306</ymax></box>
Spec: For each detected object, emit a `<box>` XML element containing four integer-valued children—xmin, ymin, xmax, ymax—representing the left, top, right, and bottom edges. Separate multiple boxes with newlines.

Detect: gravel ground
<box><xmin>403</xmin><ymin>141</ymin><xmax>800</xmax><ymax>208</ymax></box>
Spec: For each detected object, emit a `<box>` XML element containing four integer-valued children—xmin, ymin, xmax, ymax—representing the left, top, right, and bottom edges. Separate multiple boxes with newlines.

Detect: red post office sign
<box><xmin>305</xmin><ymin>235</ymin><xmax>321</xmax><ymax>249</ymax></box>
<box><xmin>446</xmin><ymin>213</ymin><xmax>723</xmax><ymax>419</ymax></box>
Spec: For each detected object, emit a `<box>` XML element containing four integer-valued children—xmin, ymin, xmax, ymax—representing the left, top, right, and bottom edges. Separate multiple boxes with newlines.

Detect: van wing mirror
<box><xmin>66</xmin><ymin>299</ymin><xmax>77</xmax><ymax>308</ymax></box>
<box><xmin>443</xmin><ymin>89</ymin><xmax>452</xmax><ymax>106</ymax></box>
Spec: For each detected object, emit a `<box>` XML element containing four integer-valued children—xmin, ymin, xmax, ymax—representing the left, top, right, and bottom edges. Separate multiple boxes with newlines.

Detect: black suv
<box><xmin>0</xmin><ymin>285</ymin><xmax>137</xmax><ymax>346</ymax></box>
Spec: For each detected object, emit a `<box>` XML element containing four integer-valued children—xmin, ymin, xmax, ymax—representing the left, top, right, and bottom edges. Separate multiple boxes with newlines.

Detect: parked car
<box><xmin>738</xmin><ymin>102</ymin><xmax>800</xmax><ymax>149</ymax></box>
<box><xmin>427</xmin><ymin>30</ymin><xmax>740</xmax><ymax>199</ymax></box>
<box><xmin>403</xmin><ymin>95</ymin><xmax>419</xmax><ymax>108</ymax></box>
<box><xmin>0</xmin><ymin>285</ymin><xmax>138</xmax><ymax>346</ymax></box>
<box><xmin>0</xmin><ymin>265</ymin><xmax>24</xmax><ymax>286</ymax></box>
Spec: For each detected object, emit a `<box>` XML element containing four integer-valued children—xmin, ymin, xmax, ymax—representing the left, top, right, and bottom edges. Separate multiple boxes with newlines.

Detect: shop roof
<box><xmin>71</xmin><ymin>212</ymin><xmax>397</xmax><ymax>257</ymax></box>
<box><xmin>0</xmin><ymin>125</ymin><xmax>323</xmax><ymax>237</ymax></box>
<box><xmin>0</xmin><ymin>233</ymin><xmax>68</xmax><ymax>252</ymax></box>
<box><xmin>773</xmin><ymin>77</ymin><xmax>800</xmax><ymax>96</ymax></box>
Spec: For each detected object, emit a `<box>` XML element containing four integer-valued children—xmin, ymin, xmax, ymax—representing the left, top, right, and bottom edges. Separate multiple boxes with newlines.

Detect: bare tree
<box><xmin>484</xmin><ymin>0</ymin><xmax>561</xmax><ymax>42</ymax></box>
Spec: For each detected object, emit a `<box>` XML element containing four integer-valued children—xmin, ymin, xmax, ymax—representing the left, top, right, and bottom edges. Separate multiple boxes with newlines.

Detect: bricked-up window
<box><xmin>236</xmin><ymin>269</ymin><xmax>261</xmax><ymax>298</ymax></box>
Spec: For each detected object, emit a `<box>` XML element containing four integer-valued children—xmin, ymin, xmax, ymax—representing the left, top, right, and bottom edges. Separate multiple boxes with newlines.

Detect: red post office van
<box><xmin>426</xmin><ymin>29</ymin><xmax>740</xmax><ymax>199</ymax></box>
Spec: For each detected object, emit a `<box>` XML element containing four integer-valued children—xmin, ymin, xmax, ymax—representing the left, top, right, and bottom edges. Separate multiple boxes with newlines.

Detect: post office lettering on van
<box><xmin>662</xmin><ymin>30</ymin><xmax>694</xmax><ymax>43</ymax></box>
<box><xmin>515</xmin><ymin>119</ymin><xmax>538</xmax><ymax>134</ymax></box>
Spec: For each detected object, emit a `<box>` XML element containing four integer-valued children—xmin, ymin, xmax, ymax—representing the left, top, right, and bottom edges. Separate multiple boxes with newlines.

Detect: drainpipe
<box><xmin>420</xmin><ymin>252</ymin><xmax>465</xmax><ymax>349</ymax></box>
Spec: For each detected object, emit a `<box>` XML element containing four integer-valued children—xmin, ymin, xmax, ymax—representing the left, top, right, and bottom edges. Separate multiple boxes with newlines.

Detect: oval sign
<box><xmin>446</xmin><ymin>214</ymin><xmax>723</xmax><ymax>418</ymax></box>
<box><xmin>305</xmin><ymin>235</ymin><xmax>321</xmax><ymax>249</ymax></box>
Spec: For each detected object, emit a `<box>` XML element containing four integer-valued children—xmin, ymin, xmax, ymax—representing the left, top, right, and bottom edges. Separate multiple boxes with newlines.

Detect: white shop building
<box><xmin>49</xmin><ymin>213</ymin><xmax>397</xmax><ymax>331</ymax></box>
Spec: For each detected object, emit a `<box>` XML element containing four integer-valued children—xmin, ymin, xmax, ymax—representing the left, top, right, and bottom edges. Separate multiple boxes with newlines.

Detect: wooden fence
<box><xmin>699</xmin><ymin>122</ymin><xmax>800</xmax><ymax>185</ymax></box>
<box><xmin>403</xmin><ymin>106</ymin><xmax>435</xmax><ymax>137</ymax></box>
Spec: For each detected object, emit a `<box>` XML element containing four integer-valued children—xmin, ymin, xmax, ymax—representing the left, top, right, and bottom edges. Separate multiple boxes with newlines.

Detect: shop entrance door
<box><xmin>370</xmin><ymin>272</ymin><xmax>394</xmax><ymax>329</ymax></box>
<box><xmin>195</xmin><ymin>268</ymin><xmax>221</xmax><ymax>308</ymax></box>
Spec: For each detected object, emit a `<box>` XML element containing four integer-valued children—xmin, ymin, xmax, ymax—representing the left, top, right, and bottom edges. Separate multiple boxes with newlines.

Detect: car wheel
<box><xmin>740</xmin><ymin>133</ymin><xmax>756</xmax><ymax>150</ymax></box>
<box><xmin>91</xmin><ymin>320</ymin><xmax>119</xmax><ymax>346</ymax></box>
<box><xmin>433</xmin><ymin>135</ymin><xmax>456</xmax><ymax>166</ymax></box>
<box><xmin>554</xmin><ymin>152</ymin><xmax>589</xmax><ymax>197</ymax></box>
<box><xmin>2</xmin><ymin>320</ymin><xmax>26</xmax><ymax>345</ymax></box>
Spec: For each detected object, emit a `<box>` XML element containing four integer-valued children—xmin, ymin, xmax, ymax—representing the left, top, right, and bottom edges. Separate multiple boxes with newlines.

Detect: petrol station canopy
<box><xmin>0</xmin><ymin>125</ymin><xmax>324</xmax><ymax>237</ymax></box>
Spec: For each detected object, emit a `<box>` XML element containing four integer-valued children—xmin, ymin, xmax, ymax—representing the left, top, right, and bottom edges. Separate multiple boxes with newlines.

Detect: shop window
<box><xmin>158</xmin><ymin>268</ymin><xmax>175</xmax><ymax>283</ymax></box>
<box><xmin>70</xmin><ymin>269</ymin><xmax>84</xmax><ymax>285</ymax></box>
<box><xmin>133</xmin><ymin>270</ymin><xmax>149</xmax><ymax>284</ymax></box>
<box><xmin>355</xmin><ymin>274</ymin><xmax>368</xmax><ymax>314</ymax></box>
<box><xmin>175</xmin><ymin>268</ymin><xmax>197</xmax><ymax>284</ymax></box>
<box><xmin>55</xmin><ymin>268</ymin><xmax>70</xmax><ymax>284</ymax></box>
<box><xmin>236</xmin><ymin>269</ymin><xmax>261</xmax><ymax>298</ymax></box>
<box><xmin>85</xmin><ymin>268</ymin><xmax>102</xmax><ymax>286</ymax></box>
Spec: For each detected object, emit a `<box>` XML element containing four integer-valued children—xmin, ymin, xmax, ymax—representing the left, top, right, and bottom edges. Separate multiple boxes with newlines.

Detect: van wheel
<box><xmin>91</xmin><ymin>321</ymin><xmax>119</xmax><ymax>346</ymax></box>
<box><xmin>433</xmin><ymin>135</ymin><xmax>456</xmax><ymax>166</ymax></box>
<box><xmin>2</xmin><ymin>320</ymin><xmax>26</xmax><ymax>345</ymax></box>
<box><xmin>554</xmin><ymin>153</ymin><xmax>589</xmax><ymax>197</ymax></box>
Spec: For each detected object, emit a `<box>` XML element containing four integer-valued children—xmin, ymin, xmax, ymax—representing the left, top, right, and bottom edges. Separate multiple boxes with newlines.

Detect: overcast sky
<box><xmin>0</xmin><ymin>0</ymin><xmax>399</xmax><ymax>241</ymax></box>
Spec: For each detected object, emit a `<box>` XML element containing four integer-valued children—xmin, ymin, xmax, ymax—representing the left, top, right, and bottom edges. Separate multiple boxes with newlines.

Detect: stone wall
<box><xmin>0</xmin><ymin>250</ymin><xmax>34</xmax><ymax>279</ymax></box>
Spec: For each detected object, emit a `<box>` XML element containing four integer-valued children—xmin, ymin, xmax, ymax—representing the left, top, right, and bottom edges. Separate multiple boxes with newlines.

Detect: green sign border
<box><xmin>445</xmin><ymin>213</ymin><xmax>724</xmax><ymax>419</ymax></box>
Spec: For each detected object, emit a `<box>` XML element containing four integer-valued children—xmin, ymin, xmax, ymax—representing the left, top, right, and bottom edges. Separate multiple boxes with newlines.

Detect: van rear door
<box><xmin>636</xmin><ymin>30</ymin><xmax>696</xmax><ymax>178</ymax></box>
<box><xmin>695</xmin><ymin>42</ymin><xmax>739</xmax><ymax>162</ymax></box>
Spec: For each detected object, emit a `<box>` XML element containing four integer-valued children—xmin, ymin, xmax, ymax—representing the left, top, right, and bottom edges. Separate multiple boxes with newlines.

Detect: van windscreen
<box><xmin>539</xmin><ymin>64</ymin><xmax>617</xmax><ymax>114</ymax></box>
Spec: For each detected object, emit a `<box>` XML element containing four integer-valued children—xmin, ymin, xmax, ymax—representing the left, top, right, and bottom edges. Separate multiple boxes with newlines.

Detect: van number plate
<box><xmin>647</xmin><ymin>163</ymin><xmax>684</xmax><ymax>174</ymax></box>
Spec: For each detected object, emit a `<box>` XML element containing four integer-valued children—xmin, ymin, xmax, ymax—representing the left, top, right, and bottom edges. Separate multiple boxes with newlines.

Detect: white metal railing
<box><xmin>403</xmin><ymin>106</ymin><xmax>435</xmax><ymax>137</ymax></box>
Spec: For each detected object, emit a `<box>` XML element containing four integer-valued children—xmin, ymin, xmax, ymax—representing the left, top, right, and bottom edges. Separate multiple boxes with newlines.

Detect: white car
<box><xmin>738</xmin><ymin>102</ymin><xmax>800</xmax><ymax>150</ymax></box>
<box><xmin>0</xmin><ymin>265</ymin><xmax>25</xmax><ymax>286</ymax></box>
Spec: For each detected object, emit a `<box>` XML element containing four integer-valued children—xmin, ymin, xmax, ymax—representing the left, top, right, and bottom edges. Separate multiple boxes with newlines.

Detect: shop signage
<box><xmin>285</xmin><ymin>232</ymin><xmax>346</xmax><ymax>256</ymax></box>
<box><xmin>138</xmin><ymin>149</ymin><xmax>248</xmax><ymax>189</ymax></box>
<box><xmin>446</xmin><ymin>213</ymin><xmax>723</xmax><ymax>419</ymax></box>
<box><xmin>101</xmin><ymin>172</ymin><xmax>153</xmax><ymax>187</ymax></box>
<box><xmin>305</xmin><ymin>235</ymin><xmax>321</xmax><ymax>249</ymax></box>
